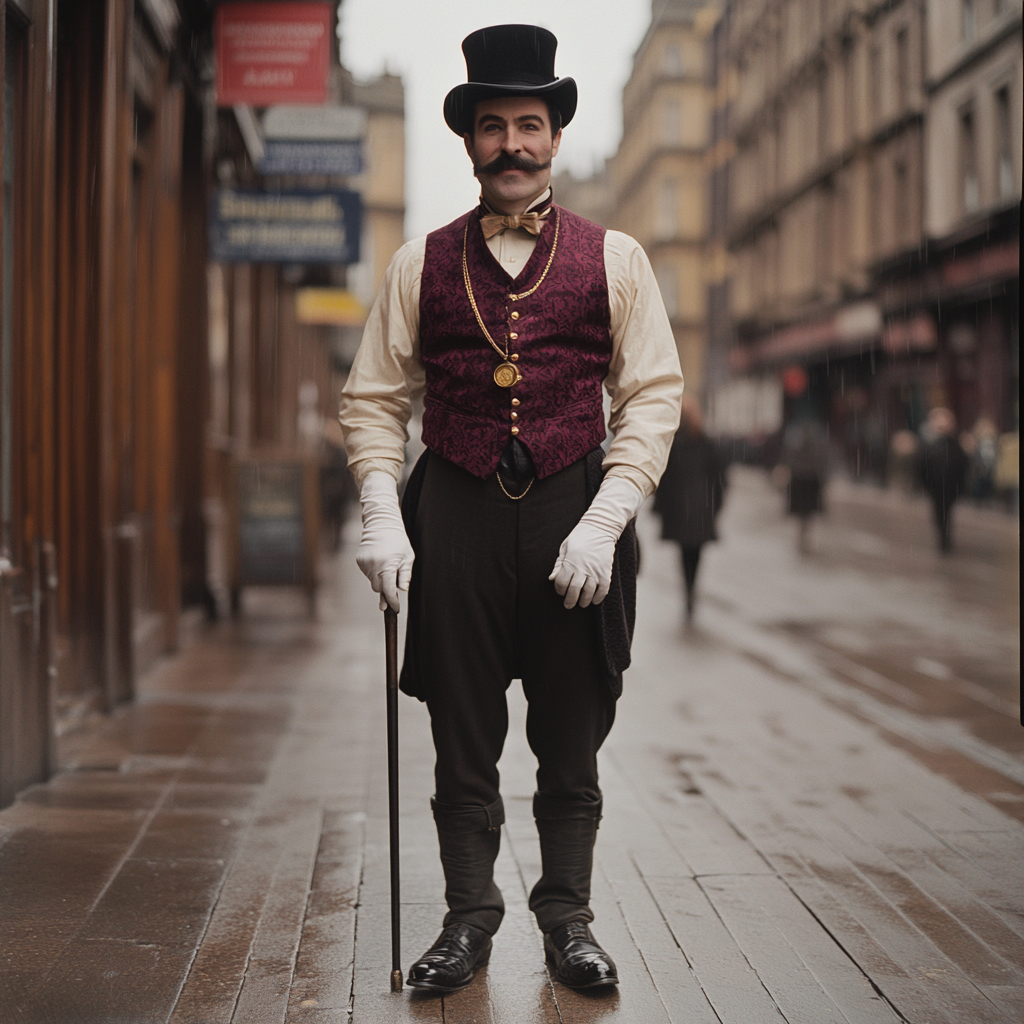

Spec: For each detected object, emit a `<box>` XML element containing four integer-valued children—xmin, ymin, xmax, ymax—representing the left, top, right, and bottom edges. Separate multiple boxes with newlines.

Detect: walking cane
<box><xmin>384</xmin><ymin>606</ymin><xmax>403</xmax><ymax>992</ymax></box>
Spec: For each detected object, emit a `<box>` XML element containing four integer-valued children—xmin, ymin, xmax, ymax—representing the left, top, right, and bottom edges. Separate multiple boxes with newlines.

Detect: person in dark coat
<box><xmin>918</xmin><ymin>407</ymin><xmax>969</xmax><ymax>553</ymax></box>
<box><xmin>781</xmin><ymin>417</ymin><xmax>829</xmax><ymax>553</ymax></box>
<box><xmin>655</xmin><ymin>397</ymin><xmax>725</xmax><ymax>620</ymax></box>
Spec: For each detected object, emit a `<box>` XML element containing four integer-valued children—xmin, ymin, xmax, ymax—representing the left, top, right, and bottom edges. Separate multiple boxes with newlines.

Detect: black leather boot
<box><xmin>407</xmin><ymin>923</ymin><xmax>492</xmax><ymax>992</ymax></box>
<box><xmin>407</xmin><ymin>797</ymin><xmax>504</xmax><ymax>991</ymax></box>
<box><xmin>544</xmin><ymin>921</ymin><xmax>619</xmax><ymax>989</ymax></box>
<box><xmin>529</xmin><ymin>795</ymin><xmax>601</xmax><ymax>933</ymax></box>
<box><xmin>432</xmin><ymin>796</ymin><xmax>505</xmax><ymax>935</ymax></box>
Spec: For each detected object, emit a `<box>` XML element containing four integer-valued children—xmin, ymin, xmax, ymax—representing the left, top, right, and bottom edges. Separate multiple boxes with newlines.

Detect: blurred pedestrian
<box><xmin>781</xmin><ymin>418</ymin><xmax>829</xmax><ymax>553</ymax></box>
<box><xmin>655</xmin><ymin>396</ymin><xmax>724</xmax><ymax>621</ymax></box>
<box><xmin>918</xmin><ymin>407</ymin><xmax>968</xmax><ymax>553</ymax></box>
<box><xmin>965</xmin><ymin>418</ymin><xmax>998</xmax><ymax>499</ymax></box>
<box><xmin>994</xmin><ymin>431</ymin><xmax>1019</xmax><ymax>513</ymax></box>
<box><xmin>887</xmin><ymin>429</ymin><xmax>920</xmax><ymax>493</ymax></box>
<box><xmin>339</xmin><ymin>25</ymin><xmax>683</xmax><ymax>994</ymax></box>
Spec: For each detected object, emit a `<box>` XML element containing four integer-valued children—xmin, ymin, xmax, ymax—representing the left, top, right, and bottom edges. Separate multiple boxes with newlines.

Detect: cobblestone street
<box><xmin>0</xmin><ymin>467</ymin><xmax>1020</xmax><ymax>1023</ymax></box>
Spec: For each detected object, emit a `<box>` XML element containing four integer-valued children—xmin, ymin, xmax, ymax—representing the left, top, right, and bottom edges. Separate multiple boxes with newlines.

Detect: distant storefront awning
<box><xmin>731</xmin><ymin>301</ymin><xmax>882</xmax><ymax>370</ymax></box>
<box><xmin>883</xmin><ymin>313</ymin><xmax>937</xmax><ymax>355</ymax></box>
<box><xmin>878</xmin><ymin>235</ymin><xmax>1019</xmax><ymax>311</ymax></box>
<box><xmin>295</xmin><ymin>288</ymin><xmax>367</xmax><ymax>326</ymax></box>
<box><xmin>942</xmin><ymin>240</ymin><xmax>1019</xmax><ymax>291</ymax></box>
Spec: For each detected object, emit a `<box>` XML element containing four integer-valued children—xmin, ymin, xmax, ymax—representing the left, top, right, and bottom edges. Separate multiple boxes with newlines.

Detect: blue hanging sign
<box><xmin>260</xmin><ymin>139</ymin><xmax>363</xmax><ymax>176</ymax></box>
<box><xmin>210</xmin><ymin>189</ymin><xmax>362</xmax><ymax>264</ymax></box>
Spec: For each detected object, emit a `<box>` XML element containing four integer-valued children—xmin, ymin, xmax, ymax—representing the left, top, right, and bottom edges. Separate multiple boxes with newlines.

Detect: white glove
<box><xmin>356</xmin><ymin>471</ymin><xmax>415</xmax><ymax>612</ymax></box>
<box><xmin>549</xmin><ymin>476</ymin><xmax>644</xmax><ymax>609</ymax></box>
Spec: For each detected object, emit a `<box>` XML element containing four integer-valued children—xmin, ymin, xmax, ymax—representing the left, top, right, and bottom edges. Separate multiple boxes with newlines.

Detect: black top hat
<box><xmin>444</xmin><ymin>24</ymin><xmax>577</xmax><ymax>136</ymax></box>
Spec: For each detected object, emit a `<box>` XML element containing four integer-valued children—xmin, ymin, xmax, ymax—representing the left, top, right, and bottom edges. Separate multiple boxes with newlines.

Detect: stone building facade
<box><xmin>910</xmin><ymin>0</ymin><xmax>1019</xmax><ymax>435</ymax></box>
<box><xmin>725</xmin><ymin>1</ymin><xmax>926</xmax><ymax>471</ymax></box>
<box><xmin>718</xmin><ymin>0</ymin><xmax>1019</xmax><ymax>472</ymax></box>
<box><xmin>607</xmin><ymin>0</ymin><xmax>723</xmax><ymax>395</ymax></box>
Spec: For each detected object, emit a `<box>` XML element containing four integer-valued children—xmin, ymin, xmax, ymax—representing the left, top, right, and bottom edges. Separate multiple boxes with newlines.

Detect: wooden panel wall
<box><xmin>55</xmin><ymin>0</ymin><xmax>107</xmax><ymax>698</ymax></box>
<box><xmin>176</xmin><ymin>89</ymin><xmax>210</xmax><ymax>612</ymax></box>
<box><xmin>1</xmin><ymin>0</ymin><xmax>59</xmax><ymax>804</ymax></box>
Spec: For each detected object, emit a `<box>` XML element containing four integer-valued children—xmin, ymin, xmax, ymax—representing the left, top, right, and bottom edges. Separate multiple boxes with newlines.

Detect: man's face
<box><xmin>465</xmin><ymin>96</ymin><xmax>562</xmax><ymax>211</ymax></box>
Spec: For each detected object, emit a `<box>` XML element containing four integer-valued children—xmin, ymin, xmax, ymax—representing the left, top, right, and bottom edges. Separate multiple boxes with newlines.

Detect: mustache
<box><xmin>474</xmin><ymin>151</ymin><xmax>552</xmax><ymax>176</ymax></box>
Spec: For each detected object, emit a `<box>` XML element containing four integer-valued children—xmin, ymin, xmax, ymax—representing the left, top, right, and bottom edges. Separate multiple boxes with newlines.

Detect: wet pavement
<box><xmin>0</xmin><ymin>467</ymin><xmax>1020</xmax><ymax>1023</ymax></box>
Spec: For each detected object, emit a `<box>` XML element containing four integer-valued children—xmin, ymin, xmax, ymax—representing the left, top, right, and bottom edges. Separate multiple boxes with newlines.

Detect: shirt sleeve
<box><xmin>602</xmin><ymin>230</ymin><xmax>685</xmax><ymax>497</ymax></box>
<box><xmin>338</xmin><ymin>237</ymin><xmax>427</xmax><ymax>487</ymax></box>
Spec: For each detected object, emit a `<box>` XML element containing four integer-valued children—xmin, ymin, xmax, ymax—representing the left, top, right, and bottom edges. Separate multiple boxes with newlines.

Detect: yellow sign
<box><xmin>295</xmin><ymin>288</ymin><xmax>367</xmax><ymax>326</ymax></box>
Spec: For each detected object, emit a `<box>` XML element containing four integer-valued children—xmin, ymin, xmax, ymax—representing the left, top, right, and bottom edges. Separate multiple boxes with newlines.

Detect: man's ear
<box><xmin>550</xmin><ymin>128</ymin><xmax>562</xmax><ymax>159</ymax></box>
<box><xmin>463</xmin><ymin>131</ymin><xmax>474</xmax><ymax>158</ymax></box>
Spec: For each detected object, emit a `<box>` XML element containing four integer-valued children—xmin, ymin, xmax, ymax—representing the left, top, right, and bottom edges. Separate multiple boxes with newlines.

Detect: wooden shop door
<box><xmin>124</xmin><ymin>13</ymin><xmax>184</xmax><ymax>683</ymax></box>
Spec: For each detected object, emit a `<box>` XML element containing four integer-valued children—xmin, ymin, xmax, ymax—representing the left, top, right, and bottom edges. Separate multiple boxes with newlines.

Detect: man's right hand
<box><xmin>356</xmin><ymin>471</ymin><xmax>415</xmax><ymax>611</ymax></box>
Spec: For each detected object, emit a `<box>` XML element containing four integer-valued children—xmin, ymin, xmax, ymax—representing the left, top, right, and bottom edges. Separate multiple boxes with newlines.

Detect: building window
<box><xmin>960</xmin><ymin>104</ymin><xmax>980</xmax><ymax>214</ymax></box>
<box><xmin>654</xmin><ymin>262</ymin><xmax>678</xmax><ymax>319</ymax></box>
<box><xmin>842</xmin><ymin>43</ymin><xmax>856</xmax><ymax>143</ymax></box>
<box><xmin>656</xmin><ymin>178</ymin><xmax>677</xmax><ymax>239</ymax></box>
<box><xmin>869</xmin><ymin>43</ymin><xmax>882</xmax><ymax>126</ymax></box>
<box><xmin>895</xmin><ymin>27</ymin><xmax>909</xmax><ymax>112</ymax></box>
<box><xmin>817</xmin><ymin>71</ymin><xmax>829</xmax><ymax>160</ymax></box>
<box><xmin>818</xmin><ymin>181</ymin><xmax>835</xmax><ymax>288</ymax></box>
<box><xmin>834</xmin><ymin>180</ymin><xmax>849</xmax><ymax>276</ymax></box>
<box><xmin>662</xmin><ymin>98</ymin><xmax>680</xmax><ymax>144</ymax></box>
<box><xmin>962</xmin><ymin>0</ymin><xmax>976</xmax><ymax>43</ymax></box>
<box><xmin>664</xmin><ymin>43</ymin><xmax>682</xmax><ymax>76</ymax></box>
<box><xmin>995</xmin><ymin>86</ymin><xmax>1015</xmax><ymax>201</ymax></box>
<box><xmin>893</xmin><ymin>159</ymin><xmax>908</xmax><ymax>245</ymax></box>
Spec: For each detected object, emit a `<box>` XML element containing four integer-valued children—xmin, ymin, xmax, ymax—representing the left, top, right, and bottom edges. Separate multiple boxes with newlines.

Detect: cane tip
<box><xmin>390</xmin><ymin>969</ymin><xmax>404</xmax><ymax>992</ymax></box>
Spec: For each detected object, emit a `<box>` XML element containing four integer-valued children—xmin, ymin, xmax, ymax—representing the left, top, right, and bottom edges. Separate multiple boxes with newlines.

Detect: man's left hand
<box><xmin>549</xmin><ymin>476</ymin><xmax>644</xmax><ymax>609</ymax></box>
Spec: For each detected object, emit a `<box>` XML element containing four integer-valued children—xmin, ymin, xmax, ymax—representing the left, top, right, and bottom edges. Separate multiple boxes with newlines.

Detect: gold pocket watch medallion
<box><xmin>493</xmin><ymin>362</ymin><xmax>523</xmax><ymax>388</ymax></box>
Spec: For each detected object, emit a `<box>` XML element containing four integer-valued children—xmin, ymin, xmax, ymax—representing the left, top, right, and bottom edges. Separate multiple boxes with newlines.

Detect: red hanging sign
<box><xmin>216</xmin><ymin>3</ymin><xmax>331</xmax><ymax>106</ymax></box>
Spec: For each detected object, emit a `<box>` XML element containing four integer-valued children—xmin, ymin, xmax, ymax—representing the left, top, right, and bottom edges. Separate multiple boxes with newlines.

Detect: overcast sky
<box><xmin>340</xmin><ymin>0</ymin><xmax>650</xmax><ymax>239</ymax></box>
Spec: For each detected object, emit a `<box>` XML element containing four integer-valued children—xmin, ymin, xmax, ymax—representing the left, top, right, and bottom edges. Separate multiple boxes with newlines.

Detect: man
<box><xmin>918</xmin><ymin>407</ymin><xmax>968</xmax><ymax>553</ymax></box>
<box><xmin>339</xmin><ymin>24</ymin><xmax>683</xmax><ymax>993</ymax></box>
<box><xmin>655</xmin><ymin>396</ymin><xmax>725</xmax><ymax>621</ymax></box>
<box><xmin>781</xmin><ymin>416</ymin><xmax>829</xmax><ymax>554</ymax></box>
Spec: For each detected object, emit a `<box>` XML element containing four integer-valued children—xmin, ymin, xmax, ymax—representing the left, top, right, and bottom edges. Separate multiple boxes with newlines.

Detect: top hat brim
<box><xmin>444</xmin><ymin>78</ymin><xmax>577</xmax><ymax>135</ymax></box>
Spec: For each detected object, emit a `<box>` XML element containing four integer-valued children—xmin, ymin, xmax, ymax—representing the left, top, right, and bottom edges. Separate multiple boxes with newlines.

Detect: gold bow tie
<box><xmin>479</xmin><ymin>208</ymin><xmax>550</xmax><ymax>239</ymax></box>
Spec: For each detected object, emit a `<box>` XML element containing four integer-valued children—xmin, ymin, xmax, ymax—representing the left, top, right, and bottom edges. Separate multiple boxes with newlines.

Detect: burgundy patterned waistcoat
<box><xmin>419</xmin><ymin>203</ymin><xmax>611</xmax><ymax>479</ymax></box>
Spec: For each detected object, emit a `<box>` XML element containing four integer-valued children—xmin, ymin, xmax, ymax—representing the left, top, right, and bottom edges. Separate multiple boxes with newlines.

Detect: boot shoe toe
<box><xmin>545</xmin><ymin>923</ymin><xmax>618</xmax><ymax>989</ymax></box>
<box><xmin>407</xmin><ymin>924</ymin><xmax>492</xmax><ymax>992</ymax></box>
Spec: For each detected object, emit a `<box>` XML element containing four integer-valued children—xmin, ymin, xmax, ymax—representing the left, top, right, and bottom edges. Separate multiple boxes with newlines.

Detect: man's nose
<box><xmin>501</xmin><ymin>129</ymin><xmax>523</xmax><ymax>153</ymax></box>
